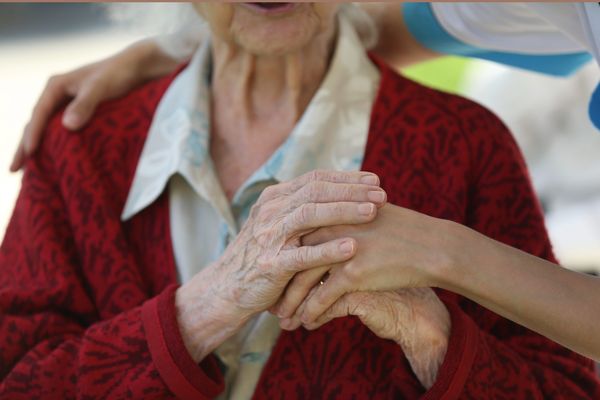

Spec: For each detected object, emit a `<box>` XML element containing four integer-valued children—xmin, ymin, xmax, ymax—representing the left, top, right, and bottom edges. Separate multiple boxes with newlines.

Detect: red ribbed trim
<box><xmin>418</xmin><ymin>300</ymin><xmax>478</xmax><ymax>400</ymax></box>
<box><xmin>142</xmin><ymin>284</ymin><xmax>224</xmax><ymax>399</ymax></box>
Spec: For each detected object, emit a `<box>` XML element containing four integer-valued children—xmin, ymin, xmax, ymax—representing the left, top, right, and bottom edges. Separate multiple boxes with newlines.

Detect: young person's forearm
<box><xmin>440</xmin><ymin>223</ymin><xmax>600</xmax><ymax>361</ymax></box>
<box><xmin>119</xmin><ymin>38</ymin><xmax>182</xmax><ymax>82</ymax></box>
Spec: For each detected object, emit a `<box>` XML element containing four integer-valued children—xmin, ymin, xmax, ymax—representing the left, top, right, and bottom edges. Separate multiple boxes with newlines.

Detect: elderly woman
<box><xmin>1</xmin><ymin>3</ymin><xmax>598</xmax><ymax>399</ymax></box>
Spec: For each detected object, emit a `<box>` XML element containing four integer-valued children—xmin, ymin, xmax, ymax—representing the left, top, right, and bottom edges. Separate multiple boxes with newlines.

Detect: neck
<box><xmin>207</xmin><ymin>22</ymin><xmax>337</xmax><ymax>201</ymax></box>
<box><xmin>210</xmin><ymin>23</ymin><xmax>336</xmax><ymax>138</ymax></box>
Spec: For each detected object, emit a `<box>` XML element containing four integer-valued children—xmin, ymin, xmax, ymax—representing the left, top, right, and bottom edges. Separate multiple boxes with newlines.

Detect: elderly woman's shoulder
<box><xmin>37</xmin><ymin>71</ymin><xmax>179</xmax><ymax>174</ymax></box>
<box><xmin>377</xmin><ymin>64</ymin><xmax>514</xmax><ymax>146</ymax></box>
<box><xmin>26</xmin><ymin>71</ymin><xmax>180</xmax><ymax>204</ymax></box>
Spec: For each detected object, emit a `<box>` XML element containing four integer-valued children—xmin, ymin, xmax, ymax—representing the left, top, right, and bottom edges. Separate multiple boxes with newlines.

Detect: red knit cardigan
<box><xmin>1</xmin><ymin>59</ymin><xmax>598</xmax><ymax>399</ymax></box>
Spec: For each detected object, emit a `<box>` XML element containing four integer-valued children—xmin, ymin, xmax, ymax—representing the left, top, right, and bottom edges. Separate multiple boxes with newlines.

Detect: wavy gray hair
<box><xmin>108</xmin><ymin>3</ymin><xmax>377</xmax><ymax>60</ymax></box>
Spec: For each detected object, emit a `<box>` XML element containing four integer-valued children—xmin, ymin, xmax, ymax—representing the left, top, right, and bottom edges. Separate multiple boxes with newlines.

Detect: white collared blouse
<box><xmin>121</xmin><ymin>15</ymin><xmax>380</xmax><ymax>399</ymax></box>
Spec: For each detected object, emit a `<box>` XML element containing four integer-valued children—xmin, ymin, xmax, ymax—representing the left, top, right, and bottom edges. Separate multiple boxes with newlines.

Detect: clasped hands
<box><xmin>177</xmin><ymin>170</ymin><xmax>451</xmax><ymax>389</ymax></box>
<box><xmin>270</xmin><ymin>173</ymin><xmax>452</xmax><ymax>389</ymax></box>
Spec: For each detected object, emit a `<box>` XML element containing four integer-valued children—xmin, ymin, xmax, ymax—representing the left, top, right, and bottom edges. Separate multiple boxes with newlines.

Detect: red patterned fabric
<box><xmin>1</xmin><ymin>58</ymin><xmax>598</xmax><ymax>399</ymax></box>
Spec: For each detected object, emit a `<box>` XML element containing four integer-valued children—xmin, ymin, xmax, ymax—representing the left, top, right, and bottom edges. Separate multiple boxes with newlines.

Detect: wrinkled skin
<box><xmin>175</xmin><ymin>170</ymin><xmax>386</xmax><ymax>361</ymax></box>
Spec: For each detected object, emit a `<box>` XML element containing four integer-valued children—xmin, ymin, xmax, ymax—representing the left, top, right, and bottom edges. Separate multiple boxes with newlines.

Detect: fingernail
<box><xmin>305</xmin><ymin>323</ymin><xmax>318</xmax><ymax>331</ymax></box>
<box><xmin>23</xmin><ymin>137</ymin><xmax>33</xmax><ymax>154</ymax></box>
<box><xmin>63</xmin><ymin>113</ymin><xmax>80</xmax><ymax>129</ymax></box>
<box><xmin>360</xmin><ymin>174</ymin><xmax>379</xmax><ymax>185</ymax></box>
<box><xmin>268</xmin><ymin>304</ymin><xmax>279</xmax><ymax>315</ymax></box>
<box><xmin>358</xmin><ymin>203</ymin><xmax>375</xmax><ymax>216</ymax></box>
<box><xmin>9</xmin><ymin>156</ymin><xmax>18</xmax><ymax>172</ymax></box>
<box><xmin>367</xmin><ymin>190</ymin><xmax>386</xmax><ymax>203</ymax></box>
<box><xmin>280</xmin><ymin>318</ymin><xmax>292</xmax><ymax>330</ymax></box>
<box><xmin>339</xmin><ymin>240</ymin><xmax>354</xmax><ymax>255</ymax></box>
<box><xmin>282</xmin><ymin>318</ymin><xmax>302</xmax><ymax>330</ymax></box>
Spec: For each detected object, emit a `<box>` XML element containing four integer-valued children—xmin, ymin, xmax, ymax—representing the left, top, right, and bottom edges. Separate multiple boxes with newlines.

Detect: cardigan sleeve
<box><xmin>409</xmin><ymin>107</ymin><xmax>600</xmax><ymax>399</ymax></box>
<box><xmin>0</xmin><ymin>132</ymin><xmax>224</xmax><ymax>399</ymax></box>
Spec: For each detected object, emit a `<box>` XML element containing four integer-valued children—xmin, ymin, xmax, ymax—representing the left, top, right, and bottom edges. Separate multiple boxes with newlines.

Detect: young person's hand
<box><xmin>10</xmin><ymin>39</ymin><xmax>180</xmax><ymax>172</ymax></box>
<box><xmin>272</xmin><ymin>204</ymin><xmax>454</xmax><ymax>323</ymax></box>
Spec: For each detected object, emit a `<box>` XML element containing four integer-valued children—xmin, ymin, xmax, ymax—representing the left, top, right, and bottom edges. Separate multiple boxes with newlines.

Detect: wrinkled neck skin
<box><xmin>210</xmin><ymin>23</ymin><xmax>336</xmax><ymax>143</ymax></box>
<box><xmin>208</xmin><ymin>22</ymin><xmax>337</xmax><ymax>200</ymax></box>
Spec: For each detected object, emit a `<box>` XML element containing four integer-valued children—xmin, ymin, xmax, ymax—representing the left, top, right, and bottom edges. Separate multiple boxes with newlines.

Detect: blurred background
<box><xmin>1</xmin><ymin>3</ymin><xmax>600</xmax><ymax>273</ymax></box>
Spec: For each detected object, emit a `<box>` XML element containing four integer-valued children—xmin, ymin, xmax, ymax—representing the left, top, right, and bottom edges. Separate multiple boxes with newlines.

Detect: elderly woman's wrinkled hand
<box><xmin>175</xmin><ymin>170</ymin><xmax>387</xmax><ymax>361</ymax></box>
<box><xmin>298</xmin><ymin>288</ymin><xmax>451</xmax><ymax>389</ymax></box>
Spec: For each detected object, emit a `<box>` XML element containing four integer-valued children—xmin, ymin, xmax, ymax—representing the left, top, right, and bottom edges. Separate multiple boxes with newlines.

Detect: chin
<box><xmin>232</xmin><ymin>3</ymin><xmax>326</xmax><ymax>56</ymax></box>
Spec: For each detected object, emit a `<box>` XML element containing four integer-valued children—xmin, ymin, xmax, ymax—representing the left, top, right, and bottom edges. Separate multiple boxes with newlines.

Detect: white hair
<box><xmin>107</xmin><ymin>3</ymin><xmax>377</xmax><ymax>60</ymax></box>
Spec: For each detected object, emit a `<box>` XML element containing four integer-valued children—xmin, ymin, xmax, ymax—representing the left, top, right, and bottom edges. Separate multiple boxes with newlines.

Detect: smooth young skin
<box><xmin>10</xmin><ymin>2</ymin><xmax>600</xmax><ymax>364</ymax></box>
<box><xmin>278</xmin><ymin>204</ymin><xmax>600</xmax><ymax>362</ymax></box>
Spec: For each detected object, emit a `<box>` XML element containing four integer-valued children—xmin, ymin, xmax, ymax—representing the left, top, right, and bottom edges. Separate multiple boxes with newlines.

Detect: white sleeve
<box><xmin>431</xmin><ymin>3</ymin><xmax>590</xmax><ymax>55</ymax></box>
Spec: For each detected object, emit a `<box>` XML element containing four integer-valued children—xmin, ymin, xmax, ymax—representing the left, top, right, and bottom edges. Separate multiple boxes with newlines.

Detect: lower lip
<box><xmin>242</xmin><ymin>3</ymin><xmax>298</xmax><ymax>15</ymax></box>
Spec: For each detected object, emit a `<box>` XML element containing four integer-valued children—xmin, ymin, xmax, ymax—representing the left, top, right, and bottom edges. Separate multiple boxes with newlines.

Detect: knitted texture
<box><xmin>1</xmin><ymin>59</ymin><xmax>598</xmax><ymax>399</ymax></box>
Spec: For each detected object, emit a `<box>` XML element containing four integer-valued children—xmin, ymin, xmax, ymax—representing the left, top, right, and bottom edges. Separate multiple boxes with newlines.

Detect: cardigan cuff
<box><xmin>397</xmin><ymin>297</ymin><xmax>478</xmax><ymax>400</ymax></box>
<box><xmin>142</xmin><ymin>284</ymin><xmax>224</xmax><ymax>399</ymax></box>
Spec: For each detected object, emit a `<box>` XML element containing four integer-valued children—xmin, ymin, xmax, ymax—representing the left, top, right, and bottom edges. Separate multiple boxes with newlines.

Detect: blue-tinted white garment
<box><xmin>122</xmin><ymin>14</ymin><xmax>380</xmax><ymax>399</ymax></box>
<box><xmin>404</xmin><ymin>3</ymin><xmax>600</xmax><ymax>130</ymax></box>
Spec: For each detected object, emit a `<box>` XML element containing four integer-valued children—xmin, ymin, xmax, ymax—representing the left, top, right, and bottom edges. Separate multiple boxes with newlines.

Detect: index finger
<box><xmin>289</xmin><ymin>170</ymin><xmax>380</xmax><ymax>192</ymax></box>
<box><xmin>275</xmin><ymin>170</ymin><xmax>380</xmax><ymax>198</ymax></box>
<box><xmin>24</xmin><ymin>78</ymin><xmax>70</xmax><ymax>154</ymax></box>
<box><xmin>257</xmin><ymin>171</ymin><xmax>381</xmax><ymax>206</ymax></box>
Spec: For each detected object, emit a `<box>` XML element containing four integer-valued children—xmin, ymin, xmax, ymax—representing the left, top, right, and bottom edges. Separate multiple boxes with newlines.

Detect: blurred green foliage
<box><xmin>402</xmin><ymin>56</ymin><xmax>472</xmax><ymax>94</ymax></box>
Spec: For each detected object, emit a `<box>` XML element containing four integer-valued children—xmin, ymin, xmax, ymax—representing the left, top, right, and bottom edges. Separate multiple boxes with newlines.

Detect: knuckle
<box><xmin>260</xmin><ymin>185</ymin><xmax>278</xmax><ymax>202</ymax></box>
<box><xmin>46</xmin><ymin>75</ymin><xmax>63</xmax><ymax>89</ymax></box>
<box><xmin>253</xmin><ymin>226</ymin><xmax>277</xmax><ymax>247</ymax></box>
<box><xmin>86</xmin><ymin>73</ymin><xmax>104</xmax><ymax>87</ymax></box>
<box><xmin>290</xmin><ymin>204</ymin><xmax>305</xmax><ymax>227</ymax></box>
<box><xmin>257</xmin><ymin>200</ymin><xmax>277</xmax><ymax>221</ymax></box>
<box><xmin>292</xmin><ymin>271</ymin><xmax>313</xmax><ymax>287</ymax></box>
<box><xmin>343</xmin><ymin>262</ymin><xmax>362</xmax><ymax>283</ymax></box>
<box><xmin>256</xmin><ymin>256</ymin><xmax>274</xmax><ymax>272</ymax></box>
<box><xmin>248</xmin><ymin>202</ymin><xmax>262</xmax><ymax>219</ymax></box>
<box><xmin>307</xmin><ymin>170</ymin><xmax>321</xmax><ymax>182</ymax></box>
<box><xmin>297</xmin><ymin>171</ymin><xmax>313</xmax><ymax>186</ymax></box>
<box><xmin>291</xmin><ymin>249</ymin><xmax>307</xmax><ymax>266</ymax></box>
<box><xmin>304</xmin><ymin>169</ymin><xmax>325</xmax><ymax>184</ymax></box>
<box><xmin>311</xmin><ymin>291</ymin><xmax>327</xmax><ymax>308</ymax></box>
<box><xmin>303</xmin><ymin>181</ymin><xmax>322</xmax><ymax>200</ymax></box>
<box><xmin>297</xmin><ymin>203</ymin><xmax>315</xmax><ymax>225</ymax></box>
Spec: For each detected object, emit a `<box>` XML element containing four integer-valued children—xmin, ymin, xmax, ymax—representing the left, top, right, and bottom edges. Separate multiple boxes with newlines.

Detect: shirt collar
<box><xmin>121</xmin><ymin>42</ymin><xmax>212</xmax><ymax>220</ymax></box>
<box><xmin>122</xmin><ymin>14</ymin><xmax>380</xmax><ymax>221</ymax></box>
